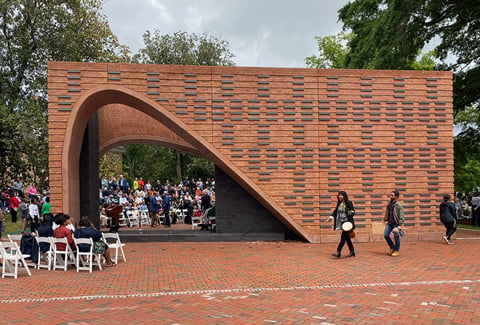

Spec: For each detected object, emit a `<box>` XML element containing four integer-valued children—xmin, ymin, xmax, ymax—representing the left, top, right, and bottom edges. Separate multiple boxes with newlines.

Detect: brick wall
<box><xmin>48</xmin><ymin>62</ymin><xmax>453</xmax><ymax>243</ymax></box>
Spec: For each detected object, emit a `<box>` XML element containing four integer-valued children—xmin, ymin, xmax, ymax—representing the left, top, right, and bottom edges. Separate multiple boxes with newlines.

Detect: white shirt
<box><xmin>29</xmin><ymin>203</ymin><xmax>39</xmax><ymax>218</ymax></box>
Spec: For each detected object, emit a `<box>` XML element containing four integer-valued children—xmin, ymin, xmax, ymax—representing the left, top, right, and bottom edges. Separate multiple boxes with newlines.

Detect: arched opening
<box><xmin>62</xmin><ymin>85</ymin><xmax>308</xmax><ymax>242</ymax></box>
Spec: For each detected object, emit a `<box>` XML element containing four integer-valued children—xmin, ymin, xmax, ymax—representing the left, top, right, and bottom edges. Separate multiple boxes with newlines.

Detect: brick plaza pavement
<box><xmin>1</xmin><ymin>229</ymin><xmax>480</xmax><ymax>324</ymax></box>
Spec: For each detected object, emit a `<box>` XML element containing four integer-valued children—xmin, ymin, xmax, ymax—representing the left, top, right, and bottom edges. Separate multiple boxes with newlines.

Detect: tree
<box><xmin>337</xmin><ymin>0</ymin><xmax>480</xmax><ymax>113</ymax></box>
<box><xmin>125</xmin><ymin>30</ymin><xmax>235</xmax><ymax>182</ymax></box>
<box><xmin>0</xmin><ymin>0</ymin><xmax>128</xmax><ymax>185</ymax></box>
<box><xmin>305</xmin><ymin>32</ymin><xmax>352</xmax><ymax>69</ymax></box>
<box><xmin>133</xmin><ymin>30</ymin><xmax>234</xmax><ymax>66</ymax></box>
<box><xmin>332</xmin><ymin>0</ymin><xmax>480</xmax><ymax>192</ymax></box>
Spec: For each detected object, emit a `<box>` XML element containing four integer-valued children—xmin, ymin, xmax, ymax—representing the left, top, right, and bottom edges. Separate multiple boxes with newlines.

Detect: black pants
<box><xmin>10</xmin><ymin>208</ymin><xmax>18</xmax><ymax>223</ymax></box>
<box><xmin>337</xmin><ymin>230</ymin><xmax>354</xmax><ymax>253</ymax></box>
<box><xmin>164</xmin><ymin>210</ymin><xmax>170</xmax><ymax>226</ymax></box>
<box><xmin>444</xmin><ymin>221</ymin><xmax>457</xmax><ymax>240</ymax></box>
<box><xmin>473</xmin><ymin>207</ymin><xmax>480</xmax><ymax>226</ymax></box>
<box><xmin>30</xmin><ymin>216</ymin><xmax>39</xmax><ymax>233</ymax></box>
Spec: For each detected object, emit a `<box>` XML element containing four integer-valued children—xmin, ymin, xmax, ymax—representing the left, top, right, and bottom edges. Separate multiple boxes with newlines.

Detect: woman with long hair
<box><xmin>327</xmin><ymin>191</ymin><xmax>356</xmax><ymax>258</ymax></box>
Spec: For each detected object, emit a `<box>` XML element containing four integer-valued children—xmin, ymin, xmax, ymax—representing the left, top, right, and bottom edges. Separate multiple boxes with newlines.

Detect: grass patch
<box><xmin>1</xmin><ymin>213</ymin><xmax>24</xmax><ymax>237</ymax></box>
<box><xmin>457</xmin><ymin>223</ymin><xmax>480</xmax><ymax>231</ymax></box>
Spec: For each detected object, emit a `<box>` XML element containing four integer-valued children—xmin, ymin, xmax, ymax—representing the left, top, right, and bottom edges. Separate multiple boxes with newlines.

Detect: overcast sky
<box><xmin>101</xmin><ymin>0</ymin><xmax>349</xmax><ymax>68</ymax></box>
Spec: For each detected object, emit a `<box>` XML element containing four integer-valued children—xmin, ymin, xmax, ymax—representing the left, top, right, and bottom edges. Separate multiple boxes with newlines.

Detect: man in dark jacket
<box><xmin>439</xmin><ymin>194</ymin><xmax>457</xmax><ymax>244</ymax></box>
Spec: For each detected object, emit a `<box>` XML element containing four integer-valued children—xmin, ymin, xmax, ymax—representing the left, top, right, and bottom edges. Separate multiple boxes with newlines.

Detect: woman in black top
<box><xmin>328</xmin><ymin>191</ymin><xmax>356</xmax><ymax>258</ymax></box>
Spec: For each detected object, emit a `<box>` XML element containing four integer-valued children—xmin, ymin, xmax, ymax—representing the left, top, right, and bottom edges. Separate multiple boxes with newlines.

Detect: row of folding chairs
<box><xmin>1</xmin><ymin>232</ymin><xmax>126</xmax><ymax>277</ymax></box>
<box><xmin>118</xmin><ymin>209</ymin><xmax>151</xmax><ymax>228</ymax></box>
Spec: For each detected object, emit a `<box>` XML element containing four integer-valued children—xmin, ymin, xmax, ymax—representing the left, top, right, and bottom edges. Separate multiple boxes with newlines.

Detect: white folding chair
<box><xmin>8</xmin><ymin>233</ymin><xmax>36</xmax><ymax>268</ymax></box>
<box><xmin>0</xmin><ymin>241</ymin><xmax>32</xmax><ymax>278</ymax></box>
<box><xmin>209</xmin><ymin>215</ymin><xmax>217</xmax><ymax>233</ymax></box>
<box><xmin>73</xmin><ymin>238</ymin><xmax>102</xmax><ymax>272</ymax></box>
<box><xmin>102</xmin><ymin>232</ymin><xmax>126</xmax><ymax>264</ymax></box>
<box><xmin>139</xmin><ymin>210</ymin><xmax>151</xmax><ymax>227</ymax></box>
<box><xmin>118</xmin><ymin>212</ymin><xmax>128</xmax><ymax>227</ymax></box>
<box><xmin>7</xmin><ymin>234</ymin><xmax>23</xmax><ymax>245</ymax></box>
<box><xmin>174</xmin><ymin>209</ymin><xmax>185</xmax><ymax>223</ymax></box>
<box><xmin>35</xmin><ymin>236</ymin><xmax>54</xmax><ymax>270</ymax></box>
<box><xmin>126</xmin><ymin>210</ymin><xmax>139</xmax><ymax>227</ymax></box>
<box><xmin>51</xmin><ymin>237</ymin><xmax>76</xmax><ymax>271</ymax></box>
<box><xmin>191</xmin><ymin>213</ymin><xmax>202</xmax><ymax>230</ymax></box>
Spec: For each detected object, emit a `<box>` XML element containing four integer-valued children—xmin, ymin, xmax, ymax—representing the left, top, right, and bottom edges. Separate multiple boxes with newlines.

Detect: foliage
<box><xmin>99</xmin><ymin>152</ymin><xmax>124</xmax><ymax>179</ymax></box>
<box><xmin>121</xmin><ymin>30</ymin><xmax>234</xmax><ymax>182</ymax></box>
<box><xmin>337</xmin><ymin>0</ymin><xmax>480</xmax><ymax>112</ymax></box>
<box><xmin>305</xmin><ymin>32</ymin><xmax>352</xmax><ymax>69</ymax></box>
<box><xmin>119</xmin><ymin>145</ymin><xmax>214</xmax><ymax>186</ymax></box>
<box><xmin>330</xmin><ymin>0</ymin><xmax>480</xmax><ymax>192</ymax></box>
<box><xmin>133</xmin><ymin>30</ymin><xmax>235</xmax><ymax>66</ymax></box>
<box><xmin>0</xmin><ymin>0</ymin><xmax>128</xmax><ymax>185</ymax></box>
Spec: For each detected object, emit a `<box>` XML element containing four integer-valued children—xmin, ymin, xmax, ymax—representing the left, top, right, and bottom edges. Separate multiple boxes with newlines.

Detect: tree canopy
<box><xmin>0</xmin><ymin>0</ymin><xmax>127</xmax><ymax>185</ymax></box>
<box><xmin>120</xmin><ymin>30</ymin><xmax>236</xmax><ymax>184</ymax></box>
<box><xmin>337</xmin><ymin>0</ymin><xmax>480</xmax><ymax>113</ymax></box>
<box><xmin>308</xmin><ymin>0</ymin><xmax>480</xmax><ymax>192</ymax></box>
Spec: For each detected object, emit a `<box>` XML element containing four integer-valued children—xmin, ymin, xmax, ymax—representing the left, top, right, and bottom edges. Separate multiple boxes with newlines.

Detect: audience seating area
<box><xmin>0</xmin><ymin>232</ymin><xmax>127</xmax><ymax>278</ymax></box>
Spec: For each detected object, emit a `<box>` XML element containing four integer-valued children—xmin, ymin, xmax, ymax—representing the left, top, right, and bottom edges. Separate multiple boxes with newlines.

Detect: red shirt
<box><xmin>9</xmin><ymin>196</ymin><xmax>19</xmax><ymax>209</ymax></box>
<box><xmin>54</xmin><ymin>225</ymin><xmax>74</xmax><ymax>250</ymax></box>
<box><xmin>137</xmin><ymin>180</ymin><xmax>144</xmax><ymax>189</ymax></box>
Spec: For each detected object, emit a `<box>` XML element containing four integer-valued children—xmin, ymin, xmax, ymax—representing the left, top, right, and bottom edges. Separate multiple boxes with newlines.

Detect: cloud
<box><xmin>102</xmin><ymin>0</ymin><xmax>349</xmax><ymax>67</ymax></box>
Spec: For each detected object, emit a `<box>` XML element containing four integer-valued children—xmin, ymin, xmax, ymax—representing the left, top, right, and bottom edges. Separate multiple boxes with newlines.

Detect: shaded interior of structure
<box><xmin>79</xmin><ymin>114</ymin><xmax>300</xmax><ymax>242</ymax></box>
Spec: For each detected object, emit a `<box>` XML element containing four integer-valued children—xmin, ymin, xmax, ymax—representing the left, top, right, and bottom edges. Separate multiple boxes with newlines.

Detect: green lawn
<box><xmin>457</xmin><ymin>223</ymin><xmax>480</xmax><ymax>231</ymax></box>
<box><xmin>1</xmin><ymin>213</ymin><xmax>24</xmax><ymax>237</ymax></box>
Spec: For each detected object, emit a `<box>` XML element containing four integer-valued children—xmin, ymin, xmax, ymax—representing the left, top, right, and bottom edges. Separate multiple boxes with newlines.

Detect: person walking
<box><xmin>439</xmin><ymin>194</ymin><xmax>457</xmax><ymax>244</ymax></box>
<box><xmin>327</xmin><ymin>191</ymin><xmax>356</xmax><ymax>258</ymax></box>
<box><xmin>384</xmin><ymin>190</ymin><xmax>404</xmax><ymax>257</ymax></box>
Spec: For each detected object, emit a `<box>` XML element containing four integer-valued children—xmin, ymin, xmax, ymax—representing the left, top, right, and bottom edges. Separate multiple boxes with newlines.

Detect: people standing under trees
<box><xmin>383</xmin><ymin>190</ymin><xmax>405</xmax><ymax>257</ymax></box>
<box><xmin>326</xmin><ymin>191</ymin><xmax>356</xmax><ymax>258</ymax></box>
<box><xmin>137</xmin><ymin>177</ymin><xmax>144</xmax><ymax>190</ymax></box>
<box><xmin>9</xmin><ymin>194</ymin><xmax>20</xmax><ymax>223</ymax></box>
<box><xmin>29</xmin><ymin>196</ymin><xmax>40</xmax><ymax>233</ymax></box>
<box><xmin>439</xmin><ymin>194</ymin><xmax>457</xmax><ymax>244</ymax></box>
<box><xmin>41</xmin><ymin>196</ymin><xmax>51</xmax><ymax>216</ymax></box>
<box><xmin>27</xmin><ymin>184</ymin><xmax>38</xmax><ymax>200</ymax></box>
<box><xmin>13</xmin><ymin>177</ymin><xmax>24</xmax><ymax>198</ymax></box>
<box><xmin>471</xmin><ymin>192</ymin><xmax>480</xmax><ymax>226</ymax></box>
<box><xmin>20</xmin><ymin>198</ymin><xmax>30</xmax><ymax>233</ymax></box>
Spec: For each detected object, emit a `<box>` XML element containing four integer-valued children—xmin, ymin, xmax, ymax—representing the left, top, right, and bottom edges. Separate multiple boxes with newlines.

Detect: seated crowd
<box><xmin>35</xmin><ymin>212</ymin><xmax>116</xmax><ymax>267</ymax></box>
<box><xmin>99</xmin><ymin>175</ymin><xmax>216</xmax><ymax>229</ymax></box>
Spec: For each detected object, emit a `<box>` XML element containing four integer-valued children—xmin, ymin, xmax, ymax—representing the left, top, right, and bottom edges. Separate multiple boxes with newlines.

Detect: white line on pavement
<box><xmin>1</xmin><ymin>278</ymin><xmax>479</xmax><ymax>304</ymax></box>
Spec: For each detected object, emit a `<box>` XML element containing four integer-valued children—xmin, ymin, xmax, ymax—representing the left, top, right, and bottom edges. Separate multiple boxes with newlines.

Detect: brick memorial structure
<box><xmin>48</xmin><ymin>62</ymin><xmax>452</xmax><ymax>243</ymax></box>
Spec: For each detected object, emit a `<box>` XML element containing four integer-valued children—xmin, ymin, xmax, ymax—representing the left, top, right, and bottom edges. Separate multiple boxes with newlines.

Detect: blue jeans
<box><xmin>384</xmin><ymin>223</ymin><xmax>400</xmax><ymax>251</ymax></box>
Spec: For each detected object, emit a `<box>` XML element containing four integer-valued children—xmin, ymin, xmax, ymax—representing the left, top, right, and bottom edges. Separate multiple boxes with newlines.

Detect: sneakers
<box><xmin>389</xmin><ymin>248</ymin><xmax>394</xmax><ymax>256</ymax></box>
<box><xmin>443</xmin><ymin>235</ymin><xmax>454</xmax><ymax>244</ymax></box>
<box><xmin>391</xmin><ymin>251</ymin><xmax>400</xmax><ymax>257</ymax></box>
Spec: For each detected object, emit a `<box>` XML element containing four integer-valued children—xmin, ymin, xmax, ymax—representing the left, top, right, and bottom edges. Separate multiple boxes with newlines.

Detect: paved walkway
<box><xmin>2</xmin><ymin>229</ymin><xmax>480</xmax><ymax>324</ymax></box>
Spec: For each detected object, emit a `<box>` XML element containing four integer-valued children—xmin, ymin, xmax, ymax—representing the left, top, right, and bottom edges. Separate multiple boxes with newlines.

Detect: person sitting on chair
<box><xmin>199</xmin><ymin>203</ymin><xmax>216</xmax><ymax>231</ymax></box>
<box><xmin>53</xmin><ymin>214</ymin><xmax>75</xmax><ymax>251</ymax></box>
<box><xmin>74</xmin><ymin>217</ymin><xmax>116</xmax><ymax>267</ymax></box>
<box><xmin>37</xmin><ymin>213</ymin><xmax>54</xmax><ymax>253</ymax></box>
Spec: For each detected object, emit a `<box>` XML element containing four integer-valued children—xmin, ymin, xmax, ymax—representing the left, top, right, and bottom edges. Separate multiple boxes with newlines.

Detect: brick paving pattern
<box><xmin>1</xmin><ymin>229</ymin><xmax>480</xmax><ymax>324</ymax></box>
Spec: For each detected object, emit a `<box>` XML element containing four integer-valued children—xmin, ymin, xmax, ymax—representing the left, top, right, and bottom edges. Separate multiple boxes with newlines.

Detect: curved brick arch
<box><xmin>60</xmin><ymin>84</ymin><xmax>310</xmax><ymax>241</ymax></box>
